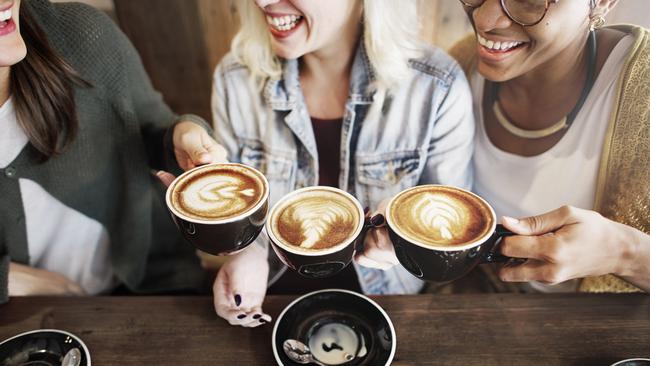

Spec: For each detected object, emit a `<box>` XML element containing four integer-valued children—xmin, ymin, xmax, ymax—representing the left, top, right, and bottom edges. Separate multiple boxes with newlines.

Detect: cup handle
<box><xmin>481</xmin><ymin>224</ymin><xmax>516</xmax><ymax>264</ymax></box>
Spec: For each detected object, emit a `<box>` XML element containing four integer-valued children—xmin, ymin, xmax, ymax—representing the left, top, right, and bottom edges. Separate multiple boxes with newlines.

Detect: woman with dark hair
<box><xmin>0</xmin><ymin>0</ymin><xmax>225</xmax><ymax>302</ymax></box>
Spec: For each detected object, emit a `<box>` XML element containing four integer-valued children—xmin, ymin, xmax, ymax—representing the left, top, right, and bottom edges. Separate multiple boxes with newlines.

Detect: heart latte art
<box><xmin>389</xmin><ymin>186</ymin><xmax>494</xmax><ymax>247</ymax></box>
<box><xmin>271</xmin><ymin>188</ymin><xmax>361</xmax><ymax>251</ymax></box>
<box><xmin>171</xmin><ymin>165</ymin><xmax>266</xmax><ymax>221</ymax></box>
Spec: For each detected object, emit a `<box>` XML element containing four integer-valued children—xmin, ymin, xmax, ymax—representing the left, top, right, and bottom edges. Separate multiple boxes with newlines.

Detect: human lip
<box><xmin>477</xmin><ymin>34</ymin><xmax>527</xmax><ymax>52</ymax></box>
<box><xmin>476</xmin><ymin>34</ymin><xmax>528</xmax><ymax>62</ymax></box>
<box><xmin>0</xmin><ymin>2</ymin><xmax>15</xmax><ymax>37</ymax></box>
<box><xmin>265</xmin><ymin>12</ymin><xmax>303</xmax><ymax>38</ymax></box>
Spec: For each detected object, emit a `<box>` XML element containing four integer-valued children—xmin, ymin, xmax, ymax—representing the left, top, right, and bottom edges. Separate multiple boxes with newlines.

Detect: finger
<box><xmin>362</xmin><ymin>228</ymin><xmax>399</xmax><ymax>265</ymax></box>
<box><xmin>155</xmin><ymin>170</ymin><xmax>177</xmax><ymax>187</ymax></box>
<box><xmin>499</xmin><ymin>260</ymin><xmax>565</xmax><ymax>284</ymax></box>
<box><xmin>354</xmin><ymin>253</ymin><xmax>395</xmax><ymax>270</ymax></box>
<box><xmin>370</xmin><ymin>214</ymin><xmax>386</xmax><ymax>228</ymax></box>
<box><xmin>220</xmin><ymin>309</ymin><xmax>258</xmax><ymax>326</ymax></box>
<box><xmin>499</xmin><ymin>235</ymin><xmax>555</xmax><ymax>261</ymax></box>
<box><xmin>501</xmin><ymin>206</ymin><xmax>582</xmax><ymax>236</ymax></box>
<box><xmin>179</xmin><ymin>131</ymin><xmax>213</xmax><ymax>166</ymax></box>
<box><xmin>213</xmin><ymin>270</ymin><xmax>239</xmax><ymax>312</ymax></box>
<box><xmin>66</xmin><ymin>282</ymin><xmax>85</xmax><ymax>296</ymax></box>
<box><xmin>202</xmin><ymin>134</ymin><xmax>229</xmax><ymax>164</ymax></box>
<box><xmin>241</xmin><ymin>309</ymin><xmax>272</xmax><ymax>328</ymax></box>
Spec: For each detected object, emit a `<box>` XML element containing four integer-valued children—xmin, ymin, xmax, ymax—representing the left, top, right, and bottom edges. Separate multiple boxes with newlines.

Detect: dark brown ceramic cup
<box><xmin>386</xmin><ymin>185</ymin><xmax>514</xmax><ymax>283</ymax></box>
<box><xmin>165</xmin><ymin>163</ymin><xmax>269</xmax><ymax>256</ymax></box>
<box><xmin>266</xmin><ymin>186</ymin><xmax>368</xmax><ymax>279</ymax></box>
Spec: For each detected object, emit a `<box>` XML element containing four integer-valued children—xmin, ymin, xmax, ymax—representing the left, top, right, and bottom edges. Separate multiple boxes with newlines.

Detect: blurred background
<box><xmin>50</xmin><ymin>0</ymin><xmax>650</xmax><ymax>121</ymax></box>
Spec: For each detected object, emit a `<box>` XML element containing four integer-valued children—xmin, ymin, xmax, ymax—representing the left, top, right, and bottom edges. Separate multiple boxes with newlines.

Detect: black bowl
<box><xmin>272</xmin><ymin>289</ymin><xmax>395</xmax><ymax>366</ymax></box>
<box><xmin>0</xmin><ymin>329</ymin><xmax>90</xmax><ymax>366</ymax></box>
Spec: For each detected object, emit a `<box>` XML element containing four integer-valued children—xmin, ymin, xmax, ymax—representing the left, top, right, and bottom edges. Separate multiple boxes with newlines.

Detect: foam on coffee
<box><xmin>389</xmin><ymin>186</ymin><xmax>493</xmax><ymax>247</ymax></box>
<box><xmin>171</xmin><ymin>164</ymin><xmax>266</xmax><ymax>221</ymax></box>
<box><xmin>271</xmin><ymin>188</ymin><xmax>360</xmax><ymax>251</ymax></box>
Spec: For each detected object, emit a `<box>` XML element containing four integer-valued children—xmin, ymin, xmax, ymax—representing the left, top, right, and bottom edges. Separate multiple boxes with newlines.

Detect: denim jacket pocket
<box><xmin>240</xmin><ymin>142</ymin><xmax>294</xmax><ymax>181</ymax></box>
<box><xmin>356</xmin><ymin>150</ymin><xmax>422</xmax><ymax>207</ymax></box>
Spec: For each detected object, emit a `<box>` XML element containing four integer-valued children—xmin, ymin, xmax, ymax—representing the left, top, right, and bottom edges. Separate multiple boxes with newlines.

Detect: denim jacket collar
<box><xmin>263</xmin><ymin>41</ymin><xmax>376</xmax><ymax>110</ymax></box>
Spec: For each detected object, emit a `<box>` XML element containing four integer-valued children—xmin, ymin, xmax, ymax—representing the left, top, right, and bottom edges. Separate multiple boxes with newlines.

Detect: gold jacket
<box><xmin>449</xmin><ymin>25</ymin><xmax>649</xmax><ymax>293</ymax></box>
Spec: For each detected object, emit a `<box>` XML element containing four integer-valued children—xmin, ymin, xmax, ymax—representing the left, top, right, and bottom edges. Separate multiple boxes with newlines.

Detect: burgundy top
<box><xmin>310</xmin><ymin>117</ymin><xmax>343</xmax><ymax>187</ymax></box>
<box><xmin>268</xmin><ymin>116</ymin><xmax>362</xmax><ymax>295</ymax></box>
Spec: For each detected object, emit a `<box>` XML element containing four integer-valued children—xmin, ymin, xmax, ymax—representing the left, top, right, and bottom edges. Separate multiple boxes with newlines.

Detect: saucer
<box><xmin>0</xmin><ymin>329</ymin><xmax>91</xmax><ymax>366</ymax></box>
<box><xmin>272</xmin><ymin>289</ymin><xmax>395</xmax><ymax>366</ymax></box>
<box><xmin>611</xmin><ymin>359</ymin><xmax>650</xmax><ymax>366</ymax></box>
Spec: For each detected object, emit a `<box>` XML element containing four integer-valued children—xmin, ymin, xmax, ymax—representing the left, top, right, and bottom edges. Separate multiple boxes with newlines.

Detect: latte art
<box><xmin>271</xmin><ymin>188</ymin><xmax>361</xmax><ymax>251</ymax></box>
<box><xmin>412</xmin><ymin>193</ymin><xmax>464</xmax><ymax>242</ymax></box>
<box><xmin>389</xmin><ymin>186</ymin><xmax>494</xmax><ymax>247</ymax></box>
<box><xmin>171</xmin><ymin>164</ymin><xmax>266</xmax><ymax>221</ymax></box>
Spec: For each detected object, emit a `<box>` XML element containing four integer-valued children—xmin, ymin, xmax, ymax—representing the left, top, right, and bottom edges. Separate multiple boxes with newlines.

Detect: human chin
<box><xmin>0</xmin><ymin>36</ymin><xmax>26</xmax><ymax>67</ymax></box>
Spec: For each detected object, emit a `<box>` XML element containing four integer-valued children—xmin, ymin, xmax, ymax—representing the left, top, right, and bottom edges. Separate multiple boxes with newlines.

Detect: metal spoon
<box><xmin>61</xmin><ymin>347</ymin><xmax>81</xmax><ymax>366</ymax></box>
<box><xmin>282</xmin><ymin>339</ymin><xmax>354</xmax><ymax>365</ymax></box>
<box><xmin>283</xmin><ymin>339</ymin><xmax>326</xmax><ymax>366</ymax></box>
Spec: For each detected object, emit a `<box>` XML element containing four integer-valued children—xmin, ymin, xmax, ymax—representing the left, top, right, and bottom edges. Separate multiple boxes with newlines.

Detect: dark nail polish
<box><xmin>237</xmin><ymin>314</ymin><xmax>247</xmax><ymax>319</ymax></box>
<box><xmin>253</xmin><ymin>314</ymin><xmax>261</xmax><ymax>319</ymax></box>
<box><xmin>364</xmin><ymin>207</ymin><xmax>370</xmax><ymax>215</ymax></box>
<box><xmin>259</xmin><ymin>318</ymin><xmax>268</xmax><ymax>323</ymax></box>
<box><xmin>234</xmin><ymin>294</ymin><xmax>242</xmax><ymax>306</ymax></box>
<box><xmin>370</xmin><ymin>214</ymin><xmax>385</xmax><ymax>226</ymax></box>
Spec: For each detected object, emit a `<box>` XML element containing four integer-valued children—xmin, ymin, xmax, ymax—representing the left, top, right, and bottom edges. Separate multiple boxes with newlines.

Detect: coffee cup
<box><xmin>165</xmin><ymin>163</ymin><xmax>269</xmax><ymax>255</ymax></box>
<box><xmin>266</xmin><ymin>186</ymin><xmax>368</xmax><ymax>279</ymax></box>
<box><xmin>385</xmin><ymin>185</ymin><xmax>514</xmax><ymax>283</ymax></box>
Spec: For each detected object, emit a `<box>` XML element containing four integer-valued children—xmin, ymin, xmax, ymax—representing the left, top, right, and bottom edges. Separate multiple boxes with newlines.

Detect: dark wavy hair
<box><xmin>9</xmin><ymin>1</ymin><xmax>89</xmax><ymax>160</ymax></box>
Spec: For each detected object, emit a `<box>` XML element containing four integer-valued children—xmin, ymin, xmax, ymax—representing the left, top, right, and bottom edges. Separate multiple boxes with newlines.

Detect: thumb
<box><xmin>182</xmin><ymin>131</ymin><xmax>213</xmax><ymax>165</ymax></box>
<box><xmin>502</xmin><ymin>206</ymin><xmax>578</xmax><ymax>236</ymax></box>
<box><xmin>156</xmin><ymin>170</ymin><xmax>177</xmax><ymax>187</ymax></box>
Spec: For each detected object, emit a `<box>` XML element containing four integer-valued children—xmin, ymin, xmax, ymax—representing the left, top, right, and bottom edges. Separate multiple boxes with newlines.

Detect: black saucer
<box><xmin>0</xmin><ymin>329</ymin><xmax>90</xmax><ymax>366</ymax></box>
<box><xmin>272</xmin><ymin>289</ymin><xmax>395</xmax><ymax>366</ymax></box>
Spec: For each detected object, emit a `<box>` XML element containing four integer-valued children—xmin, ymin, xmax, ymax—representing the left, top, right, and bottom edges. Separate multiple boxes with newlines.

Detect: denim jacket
<box><xmin>211</xmin><ymin>43</ymin><xmax>474</xmax><ymax>295</ymax></box>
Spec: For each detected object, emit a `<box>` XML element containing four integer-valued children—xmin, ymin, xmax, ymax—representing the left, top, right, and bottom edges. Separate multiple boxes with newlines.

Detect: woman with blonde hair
<box><xmin>209</xmin><ymin>0</ymin><xmax>475</xmax><ymax>327</ymax></box>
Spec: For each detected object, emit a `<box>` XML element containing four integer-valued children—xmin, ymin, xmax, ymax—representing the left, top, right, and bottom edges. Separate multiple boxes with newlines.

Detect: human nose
<box><xmin>472</xmin><ymin>0</ymin><xmax>513</xmax><ymax>33</ymax></box>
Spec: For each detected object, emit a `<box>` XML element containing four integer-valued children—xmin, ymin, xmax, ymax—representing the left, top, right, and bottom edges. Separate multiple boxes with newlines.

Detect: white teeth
<box><xmin>266</xmin><ymin>14</ymin><xmax>303</xmax><ymax>32</ymax></box>
<box><xmin>0</xmin><ymin>9</ymin><xmax>11</xmax><ymax>22</ymax></box>
<box><xmin>477</xmin><ymin>34</ymin><xmax>523</xmax><ymax>51</ymax></box>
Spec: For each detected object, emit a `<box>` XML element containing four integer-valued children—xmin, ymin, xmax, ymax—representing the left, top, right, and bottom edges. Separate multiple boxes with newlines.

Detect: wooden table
<box><xmin>1</xmin><ymin>294</ymin><xmax>649</xmax><ymax>365</ymax></box>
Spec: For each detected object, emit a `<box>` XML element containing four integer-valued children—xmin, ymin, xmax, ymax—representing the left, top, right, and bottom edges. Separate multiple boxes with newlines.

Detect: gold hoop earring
<box><xmin>589</xmin><ymin>15</ymin><xmax>605</xmax><ymax>31</ymax></box>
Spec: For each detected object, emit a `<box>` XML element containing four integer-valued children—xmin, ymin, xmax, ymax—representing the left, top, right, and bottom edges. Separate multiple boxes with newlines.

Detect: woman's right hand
<box><xmin>8</xmin><ymin>262</ymin><xmax>85</xmax><ymax>296</ymax></box>
<box><xmin>354</xmin><ymin>198</ymin><xmax>400</xmax><ymax>270</ymax></box>
<box><xmin>213</xmin><ymin>244</ymin><xmax>272</xmax><ymax>327</ymax></box>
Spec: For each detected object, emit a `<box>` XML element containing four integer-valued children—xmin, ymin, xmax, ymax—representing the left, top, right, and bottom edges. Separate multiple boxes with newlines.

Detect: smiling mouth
<box><xmin>265</xmin><ymin>14</ymin><xmax>303</xmax><ymax>33</ymax></box>
<box><xmin>477</xmin><ymin>34</ymin><xmax>527</xmax><ymax>53</ymax></box>
<box><xmin>0</xmin><ymin>6</ymin><xmax>12</xmax><ymax>28</ymax></box>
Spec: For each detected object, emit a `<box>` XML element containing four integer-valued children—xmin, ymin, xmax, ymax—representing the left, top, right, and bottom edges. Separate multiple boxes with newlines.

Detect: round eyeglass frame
<box><xmin>459</xmin><ymin>0</ymin><xmax>559</xmax><ymax>27</ymax></box>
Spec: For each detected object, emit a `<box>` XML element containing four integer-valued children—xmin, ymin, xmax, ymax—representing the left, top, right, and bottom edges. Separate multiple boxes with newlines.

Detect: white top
<box><xmin>472</xmin><ymin>35</ymin><xmax>634</xmax><ymax>292</ymax></box>
<box><xmin>0</xmin><ymin>98</ymin><xmax>114</xmax><ymax>295</ymax></box>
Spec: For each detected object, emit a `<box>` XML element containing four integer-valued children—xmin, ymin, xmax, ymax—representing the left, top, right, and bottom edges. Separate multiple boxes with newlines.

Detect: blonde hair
<box><xmin>231</xmin><ymin>0</ymin><xmax>422</xmax><ymax>95</ymax></box>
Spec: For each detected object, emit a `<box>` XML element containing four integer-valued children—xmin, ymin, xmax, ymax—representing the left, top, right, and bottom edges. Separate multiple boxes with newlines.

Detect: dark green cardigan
<box><xmin>0</xmin><ymin>0</ymin><xmax>210</xmax><ymax>302</ymax></box>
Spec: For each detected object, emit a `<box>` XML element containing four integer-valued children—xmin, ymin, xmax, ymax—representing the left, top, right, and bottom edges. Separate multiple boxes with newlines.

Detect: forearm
<box><xmin>615</xmin><ymin>224</ymin><xmax>650</xmax><ymax>292</ymax></box>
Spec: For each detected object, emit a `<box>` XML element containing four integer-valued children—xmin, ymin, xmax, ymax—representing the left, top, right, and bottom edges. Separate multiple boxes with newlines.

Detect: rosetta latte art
<box><xmin>411</xmin><ymin>193</ymin><xmax>465</xmax><ymax>242</ymax></box>
<box><xmin>289</xmin><ymin>201</ymin><xmax>354</xmax><ymax>249</ymax></box>
<box><xmin>181</xmin><ymin>175</ymin><xmax>256</xmax><ymax>218</ymax></box>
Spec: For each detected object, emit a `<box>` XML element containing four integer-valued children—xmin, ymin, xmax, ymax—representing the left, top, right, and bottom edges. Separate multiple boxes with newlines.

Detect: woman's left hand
<box><xmin>172</xmin><ymin>121</ymin><xmax>228</xmax><ymax>171</ymax></box>
<box><xmin>498</xmin><ymin>205</ymin><xmax>645</xmax><ymax>286</ymax></box>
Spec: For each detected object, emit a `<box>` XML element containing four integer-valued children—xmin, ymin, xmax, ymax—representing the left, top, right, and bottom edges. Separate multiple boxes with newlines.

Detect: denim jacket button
<box><xmin>5</xmin><ymin>166</ymin><xmax>17</xmax><ymax>178</ymax></box>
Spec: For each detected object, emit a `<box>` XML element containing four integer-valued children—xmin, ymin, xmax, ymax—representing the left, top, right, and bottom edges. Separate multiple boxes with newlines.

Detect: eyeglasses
<box><xmin>459</xmin><ymin>0</ymin><xmax>560</xmax><ymax>27</ymax></box>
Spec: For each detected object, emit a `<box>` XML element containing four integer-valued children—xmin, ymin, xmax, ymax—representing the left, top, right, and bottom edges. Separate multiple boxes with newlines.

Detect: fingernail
<box><xmin>259</xmin><ymin>318</ymin><xmax>268</xmax><ymax>323</ymax></box>
<box><xmin>364</xmin><ymin>207</ymin><xmax>370</xmax><ymax>215</ymax></box>
<box><xmin>234</xmin><ymin>294</ymin><xmax>242</xmax><ymax>306</ymax></box>
<box><xmin>503</xmin><ymin>216</ymin><xmax>519</xmax><ymax>225</ymax></box>
<box><xmin>370</xmin><ymin>214</ymin><xmax>385</xmax><ymax>226</ymax></box>
<box><xmin>253</xmin><ymin>314</ymin><xmax>261</xmax><ymax>319</ymax></box>
<box><xmin>237</xmin><ymin>314</ymin><xmax>247</xmax><ymax>319</ymax></box>
<box><xmin>155</xmin><ymin>170</ymin><xmax>164</xmax><ymax>177</ymax></box>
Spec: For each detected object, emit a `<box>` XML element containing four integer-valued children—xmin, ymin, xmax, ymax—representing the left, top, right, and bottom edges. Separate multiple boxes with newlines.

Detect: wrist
<box><xmin>613</xmin><ymin>222</ymin><xmax>645</xmax><ymax>278</ymax></box>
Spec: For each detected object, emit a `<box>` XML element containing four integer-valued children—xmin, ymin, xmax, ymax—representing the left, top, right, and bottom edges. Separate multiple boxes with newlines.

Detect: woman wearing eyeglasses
<box><xmin>358</xmin><ymin>0</ymin><xmax>649</xmax><ymax>292</ymax></box>
<box><xmin>444</xmin><ymin>0</ymin><xmax>650</xmax><ymax>292</ymax></box>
